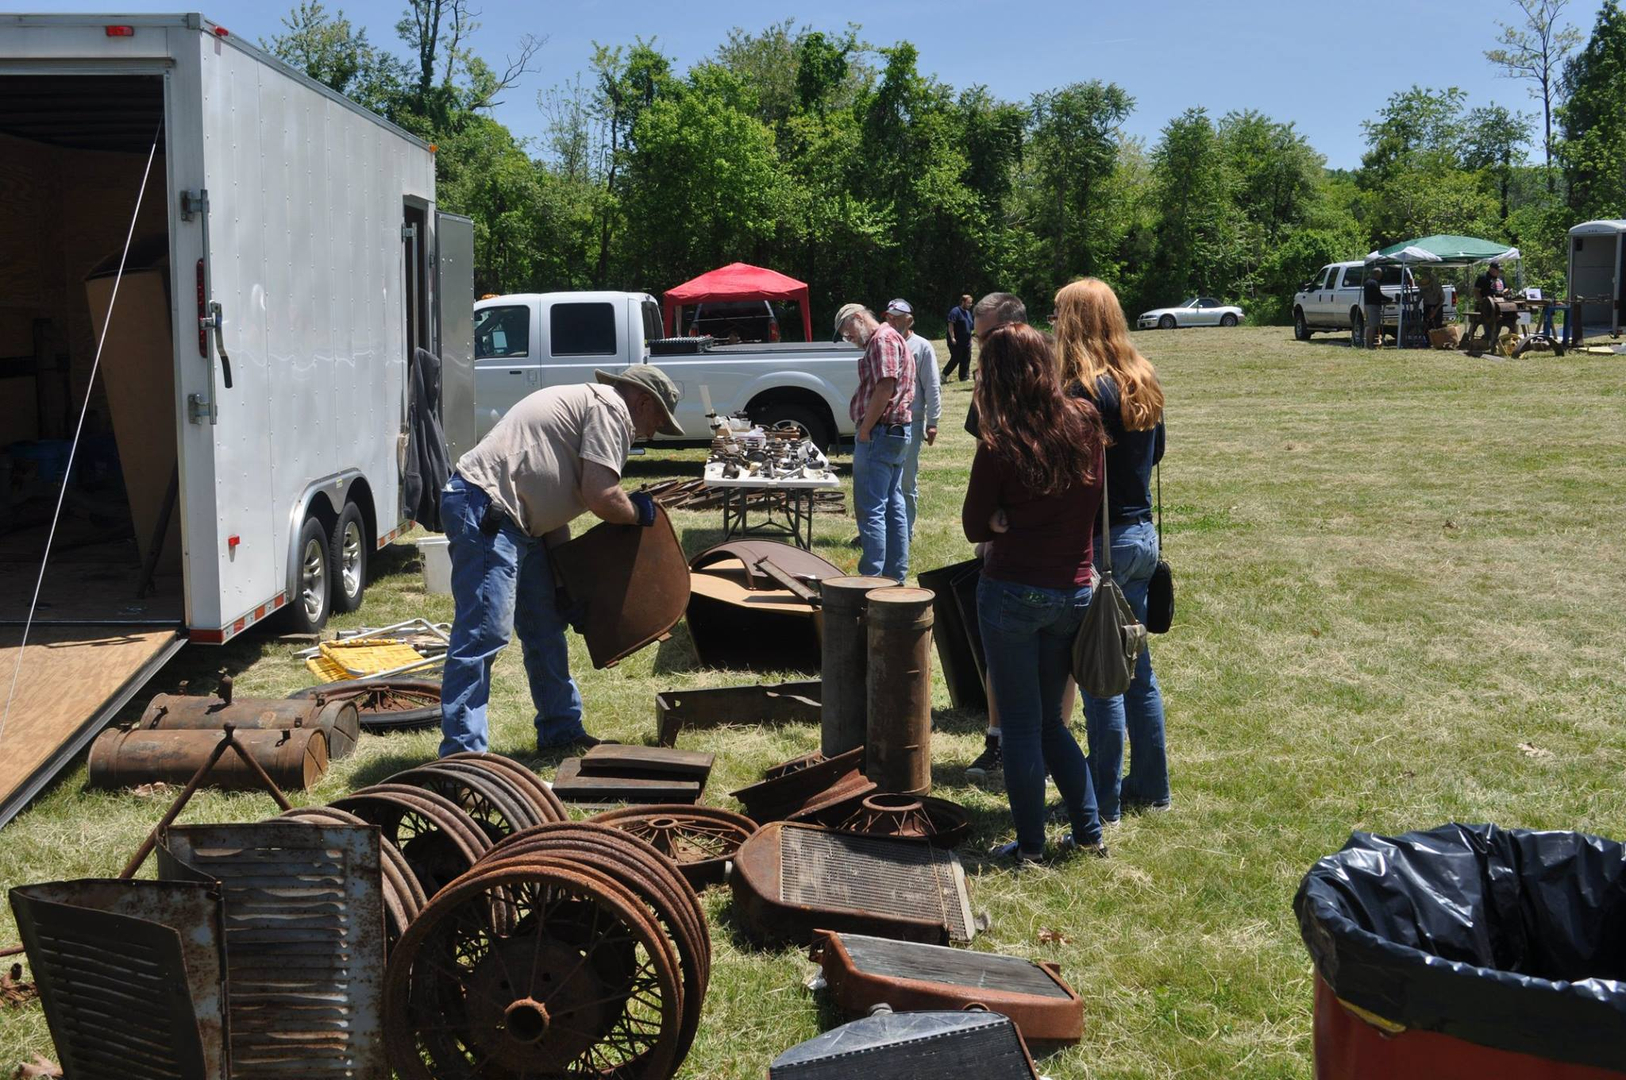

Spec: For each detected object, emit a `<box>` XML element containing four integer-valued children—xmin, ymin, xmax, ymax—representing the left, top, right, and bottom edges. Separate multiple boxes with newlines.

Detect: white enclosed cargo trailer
<box><xmin>0</xmin><ymin>13</ymin><xmax>475</xmax><ymax>825</ymax></box>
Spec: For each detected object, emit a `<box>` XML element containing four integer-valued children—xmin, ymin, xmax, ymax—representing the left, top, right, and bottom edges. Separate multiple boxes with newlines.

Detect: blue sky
<box><xmin>31</xmin><ymin>1</ymin><xmax>1606</xmax><ymax>168</ymax></box>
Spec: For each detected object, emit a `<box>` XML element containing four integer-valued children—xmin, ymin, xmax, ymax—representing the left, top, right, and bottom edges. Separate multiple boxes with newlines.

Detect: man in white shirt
<box><xmin>884</xmin><ymin>299</ymin><xmax>941</xmax><ymax>535</ymax></box>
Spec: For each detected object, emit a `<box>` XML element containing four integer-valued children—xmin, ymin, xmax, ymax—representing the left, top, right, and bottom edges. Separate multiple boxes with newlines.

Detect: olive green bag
<box><xmin>1072</xmin><ymin>465</ymin><xmax>1148</xmax><ymax>697</ymax></box>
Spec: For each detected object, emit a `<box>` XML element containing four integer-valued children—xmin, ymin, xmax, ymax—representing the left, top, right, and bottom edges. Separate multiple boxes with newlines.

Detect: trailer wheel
<box><xmin>288</xmin><ymin>515</ymin><xmax>331</xmax><ymax>633</ymax></box>
<box><xmin>331</xmin><ymin>502</ymin><xmax>368</xmax><ymax>614</ymax></box>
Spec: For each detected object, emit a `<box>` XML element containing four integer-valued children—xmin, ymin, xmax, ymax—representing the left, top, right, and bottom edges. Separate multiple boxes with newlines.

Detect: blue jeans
<box><xmin>978</xmin><ymin>575</ymin><xmax>1102</xmax><ymax>854</ymax></box>
<box><xmin>1083</xmin><ymin>519</ymin><xmax>1170</xmax><ymax>819</ymax></box>
<box><xmin>902</xmin><ymin>414</ymin><xmax>926</xmax><ymax>535</ymax></box>
<box><xmin>852</xmin><ymin>424</ymin><xmax>912</xmax><ymax>581</ymax></box>
<box><xmin>438</xmin><ymin>474</ymin><xmax>585</xmax><ymax>756</ymax></box>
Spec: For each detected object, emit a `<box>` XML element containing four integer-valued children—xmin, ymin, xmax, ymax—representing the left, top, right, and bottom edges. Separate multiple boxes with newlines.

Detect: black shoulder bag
<box><xmin>1145</xmin><ymin>461</ymin><xmax>1174</xmax><ymax>634</ymax></box>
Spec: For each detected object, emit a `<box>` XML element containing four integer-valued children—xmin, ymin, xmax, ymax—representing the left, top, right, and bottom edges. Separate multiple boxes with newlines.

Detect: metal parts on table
<box><xmin>810</xmin><ymin>931</ymin><xmax>1084</xmax><ymax>1044</ymax></box>
<box><xmin>655</xmin><ymin>680</ymin><xmax>821</xmax><ymax>746</ymax></box>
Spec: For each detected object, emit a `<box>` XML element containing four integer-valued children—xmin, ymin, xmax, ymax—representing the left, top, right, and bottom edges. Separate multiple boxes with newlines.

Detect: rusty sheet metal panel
<box><xmin>9</xmin><ymin>878</ymin><xmax>229</xmax><ymax>1080</ymax></box>
<box><xmin>810</xmin><ymin>931</ymin><xmax>1084</xmax><ymax>1044</ymax></box>
<box><xmin>655</xmin><ymin>680</ymin><xmax>820</xmax><ymax>746</ymax></box>
<box><xmin>142</xmin><ymin>693</ymin><xmax>362</xmax><ymax>758</ymax></box>
<box><xmin>688</xmin><ymin>540</ymin><xmax>842</xmax><ymax>589</ymax></box>
<box><xmin>917</xmin><ymin>558</ymin><xmax>988</xmax><ymax>711</ymax></box>
<box><xmin>159</xmin><ymin>822</ymin><xmax>387</xmax><ymax>1080</ymax></box>
<box><xmin>865</xmin><ymin>587</ymin><xmax>934</xmax><ymax>795</ymax></box>
<box><xmin>731</xmin><ymin>746</ymin><xmax>873</xmax><ymax>824</ymax></box>
<box><xmin>87</xmin><ymin>726</ymin><xmax>329</xmax><ymax>791</ymax></box>
<box><xmin>552</xmin><ymin>504</ymin><xmax>689</xmax><ymax>668</ymax></box>
<box><xmin>769</xmin><ymin>1009</ymin><xmax>1039</xmax><ymax>1079</ymax></box>
<box><xmin>730</xmin><ymin>822</ymin><xmax>976</xmax><ymax>946</ymax></box>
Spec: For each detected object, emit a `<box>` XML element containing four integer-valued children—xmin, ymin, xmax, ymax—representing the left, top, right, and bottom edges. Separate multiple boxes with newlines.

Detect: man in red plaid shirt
<box><xmin>835</xmin><ymin>302</ymin><xmax>916</xmax><ymax>581</ymax></box>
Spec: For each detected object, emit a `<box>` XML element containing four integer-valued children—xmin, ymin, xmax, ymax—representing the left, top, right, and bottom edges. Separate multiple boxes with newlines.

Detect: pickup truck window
<box><xmin>551</xmin><ymin>302</ymin><xmax>617</xmax><ymax>356</ymax></box>
<box><xmin>641</xmin><ymin>300</ymin><xmax>663</xmax><ymax>344</ymax></box>
<box><xmin>475</xmin><ymin>305</ymin><xmax>530</xmax><ymax>359</ymax></box>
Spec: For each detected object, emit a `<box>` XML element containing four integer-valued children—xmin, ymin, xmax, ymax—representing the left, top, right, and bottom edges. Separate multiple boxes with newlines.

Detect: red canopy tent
<box><xmin>662</xmin><ymin>262</ymin><xmax>814</xmax><ymax>341</ymax></box>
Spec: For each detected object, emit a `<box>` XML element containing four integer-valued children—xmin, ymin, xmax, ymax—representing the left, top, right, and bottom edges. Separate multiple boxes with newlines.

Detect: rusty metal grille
<box><xmin>161</xmin><ymin>823</ymin><xmax>387</xmax><ymax>1080</ymax></box>
<box><xmin>9</xmin><ymin>880</ymin><xmax>228</xmax><ymax>1080</ymax></box>
<box><xmin>779</xmin><ymin>828</ymin><xmax>973</xmax><ymax>941</ymax></box>
<box><xmin>839</xmin><ymin>933</ymin><xmax>1071</xmax><ymax>999</ymax></box>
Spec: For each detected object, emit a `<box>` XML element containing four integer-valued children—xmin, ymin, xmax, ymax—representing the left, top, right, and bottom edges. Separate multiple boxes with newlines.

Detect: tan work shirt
<box><xmin>455</xmin><ymin>383</ymin><xmax>633</xmax><ymax>537</ymax></box>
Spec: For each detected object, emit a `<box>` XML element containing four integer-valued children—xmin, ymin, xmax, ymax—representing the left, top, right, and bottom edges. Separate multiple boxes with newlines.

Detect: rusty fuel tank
<box><xmin>88</xmin><ymin>726</ymin><xmax>328</xmax><ymax>792</ymax></box>
<box><xmin>819</xmin><ymin>576</ymin><xmax>894</xmax><ymax>758</ymax></box>
<box><xmin>142</xmin><ymin>692</ymin><xmax>361</xmax><ymax>758</ymax></box>
<box><xmin>865</xmin><ymin>587</ymin><xmax>934</xmax><ymax>795</ymax></box>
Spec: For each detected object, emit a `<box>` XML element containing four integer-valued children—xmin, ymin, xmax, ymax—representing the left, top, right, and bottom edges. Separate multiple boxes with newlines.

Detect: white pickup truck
<box><xmin>474</xmin><ymin>291</ymin><xmax>861</xmax><ymax>449</ymax></box>
<box><xmin>1293</xmin><ymin>261</ymin><xmax>1457</xmax><ymax>344</ymax></box>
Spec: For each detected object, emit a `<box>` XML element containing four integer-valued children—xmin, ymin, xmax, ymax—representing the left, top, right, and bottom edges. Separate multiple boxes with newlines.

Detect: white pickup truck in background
<box><xmin>1293</xmin><ymin>261</ymin><xmax>1457</xmax><ymax>344</ymax></box>
<box><xmin>474</xmin><ymin>291</ymin><xmax>861</xmax><ymax>449</ymax></box>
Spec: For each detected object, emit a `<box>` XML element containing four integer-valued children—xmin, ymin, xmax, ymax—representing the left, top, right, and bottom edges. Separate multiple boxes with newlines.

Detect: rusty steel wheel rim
<box><xmin>384</xmin><ymin>860</ymin><xmax>682</xmax><ymax>1080</ymax></box>
<box><xmin>445</xmin><ymin>752</ymin><xmax>567</xmax><ymax>823</ymax></box>
<box><xmin>592</xmin><ymin>806</ymin><xmax>758</xmax><ymax>889</ymax></box>
<box><xmin>388</xmin><ymin>762</ymin><xmax>543</xmax><ymax>841</ymax></box>
<box><xmin>332</xmin><ymin>784</ymin><xmax>491</xmax><ymax>899</ymax></box>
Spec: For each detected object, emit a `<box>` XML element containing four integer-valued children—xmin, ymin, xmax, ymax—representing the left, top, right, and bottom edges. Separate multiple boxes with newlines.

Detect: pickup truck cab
<box><xmin>1293</xmin><ymin>261</ymin><xmax>1456</xmax><ymax>345</ymax></box>
<box><xmin>474</xmin><ymin>292</ymin><xmax>860</xmax><ymax>448</ymax></box>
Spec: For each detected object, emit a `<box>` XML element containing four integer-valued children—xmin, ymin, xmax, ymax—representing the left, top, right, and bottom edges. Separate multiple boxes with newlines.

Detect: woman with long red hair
<box><xmin>962</xmin><ymin>322</ymin><xmax>1109</xmax><ymax>861</ymax></box>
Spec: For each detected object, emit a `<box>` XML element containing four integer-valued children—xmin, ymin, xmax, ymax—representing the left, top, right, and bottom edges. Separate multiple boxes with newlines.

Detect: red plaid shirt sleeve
<box><xmin>850</xmin><ymin>325</ymin><xmax>917</xmax><ymax>424</ymax></box>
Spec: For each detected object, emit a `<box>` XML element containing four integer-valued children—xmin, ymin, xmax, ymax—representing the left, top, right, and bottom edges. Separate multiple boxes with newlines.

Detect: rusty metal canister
<box><xmin>141</xmin><ymin>693</ymin><xmax>361</xmax><ymax>759</ymax></box>
<box><xmin>865</xmin><ymin>587</ymin><xmax>935</xmax><ymax>795</ymax></box>
<box><xmin>88</xmin><ymin>727</ymin><xmax>329</xmax><ymax>792</ymax></box>
<box><xmin>820</xmin><ymin>576</ymin><xmax>895</xmax><ymax>757</ymax></box>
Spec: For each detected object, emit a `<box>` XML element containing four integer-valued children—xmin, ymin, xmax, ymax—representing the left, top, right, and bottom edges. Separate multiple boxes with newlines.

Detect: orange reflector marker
<box><xmin>105</xmin><ymin>25</ymin><xmax>135</xmax><ymax>36</ymax></box>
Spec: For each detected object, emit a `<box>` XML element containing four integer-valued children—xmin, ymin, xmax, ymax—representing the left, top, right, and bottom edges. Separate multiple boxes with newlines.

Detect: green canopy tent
<box><xmin>1365</xmin><ymin>235</ymin><xmax>1522</xmax><ymax>348</ymax></box>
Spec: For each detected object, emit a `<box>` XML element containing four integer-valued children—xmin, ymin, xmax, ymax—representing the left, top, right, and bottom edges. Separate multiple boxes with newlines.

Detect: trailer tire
<box><xmin>331</xmin><ymin>502</ymin><xmax>368</xmax><ymax>615</ymax></box>
<box><xmin>288</xmin><ymin>515</ymin><xmax>332</xmax><ymax>634</ymax></box>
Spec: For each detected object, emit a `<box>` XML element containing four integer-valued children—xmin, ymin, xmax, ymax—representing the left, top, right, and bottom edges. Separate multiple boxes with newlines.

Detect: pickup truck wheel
<box><xmin>1158</xmin><ymin>315</ymin><xmax>1176</xmax><ymax>330</ymax></box>
<box><xmin>1220</xmin><ymin>313</ymin><xmax>1238</xmax><ymax>327</ymax></box>
<box><xmin>1350</xmin><ymin>308</ymin><xmax>1366</xmax><ymax>348</ymax></box>
<box><xmin>287</xmin><ymin>515</ymin><xmax>331</xmax><ymax>633</ymax></box>
<box><xmin>749</xmin><ymin>402</ymin><xmax>832</xmax><ymax>452</ymax></box>
<box><xmin>1294</xmin><ymin>308</ymin><xmax>1311</xmax><ymax>341</ymax></box>
<box><xmin>331</xmin><ymin>502</ymin><xmax>367</xmax><ymax>614</ymax></box>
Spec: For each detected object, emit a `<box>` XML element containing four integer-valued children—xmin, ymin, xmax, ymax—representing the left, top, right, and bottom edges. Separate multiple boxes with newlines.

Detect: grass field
<box><xmin>3</xmin><ymin>325</ymin><xmax>1625</xmax><ymax>1078</ymax></box>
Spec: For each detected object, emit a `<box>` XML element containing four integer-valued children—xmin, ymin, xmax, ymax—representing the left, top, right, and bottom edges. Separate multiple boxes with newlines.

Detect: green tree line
<box><xmin>265</xmin><ymin>0</ymin><xmax>1626</xmax><ymax>330</ymax></box>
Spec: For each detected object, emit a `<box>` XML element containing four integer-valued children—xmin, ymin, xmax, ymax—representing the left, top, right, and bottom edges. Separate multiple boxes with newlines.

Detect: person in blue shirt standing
<box><xmin>884</xmin><ymin>298</ymin><xmax>941</xmax><ymax>536</ymax></box>
<box><xmin>943</xmin><ymin>293</ymin><xmax>975</xmax><ymax>381</ymax></box>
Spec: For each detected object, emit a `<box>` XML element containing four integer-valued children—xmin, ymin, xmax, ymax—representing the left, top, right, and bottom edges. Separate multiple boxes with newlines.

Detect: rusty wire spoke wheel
<box><xmin>385</xmin><ymin>862</ymin><xmax>681</xmax><ymax>1080</ymax></box>
<box><xmin>445</xmin><ymin>752</ymin><xmax>568</xmax><ymax>823</ymax></box>
<box><xmin>389</xmin><ymin>763</ymin><xmax>542</xmax><ymax>842</ymax></box>
<box><xmin>592</xmin><ymin>806</ymin><xmax>758</xmax><ymax>889</ymax></box>
<box><xmin>332</xmin><ymin>785</ymin><xmax>491</xmax><ymax>900</ymax></box>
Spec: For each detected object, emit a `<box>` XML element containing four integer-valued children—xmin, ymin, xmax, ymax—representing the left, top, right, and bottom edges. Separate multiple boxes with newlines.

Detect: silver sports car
<box><xmin>1136</xmin><ymin>297</ymin><xmax>1244</xmax><ymax>330</ymax></box>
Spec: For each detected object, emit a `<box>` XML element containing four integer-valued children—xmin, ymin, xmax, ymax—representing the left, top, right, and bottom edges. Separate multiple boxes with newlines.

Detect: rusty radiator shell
<box><xmin>142</xmin><ymin>692</ymin><xmax>362</xmax><ymax>758</ymax></box>
<box><xmin>655</xmin><ymin>679</ymin><xmax>820</xmax><ymax>746</ymax></box>
<box><xmin>159</xmin><ymin>822</ymin><xmax>388</xmax><ymax>1080</ymax></box>
<box><xmin>729</xmin><ymin>822</ymin><xmax>976</xmax><ymax>946</ymax></box>
<box><xmin>865</xmin><ymin>587</ymin><xmax>934</xmax><ymax>795</ymax></box>
<box><xmin>819</xmin><ymin>576</ymin><xmax>895</xmax><ymax>758</ymax></box>
<box><xmin>769</xmin><ymin>1009</ymin><xmax>1039</xmax><ymax>1079</ymax></box>
<box><xmin>87</xmin><ymin>726</ymin><xmax>328</xmax><ymax>791</ymax></box>
<box><xmin>551</xmin><ymin>503</ymin><xmax>690</xmax><ymax>668</ymax></box>
<box><xmin>810</xmin><ymin>930</ymin><xmax>1084</xmax><ymax>1044</ymax></box>
<box><xmin>731</xmin><ymin>745</ymin><xmax>873</xmax><ymax>824</ymax></box>
<box><xmin>9</xmin><ymin>878</ymin><xmax>229</xmax><ymax>1080</ymax></box>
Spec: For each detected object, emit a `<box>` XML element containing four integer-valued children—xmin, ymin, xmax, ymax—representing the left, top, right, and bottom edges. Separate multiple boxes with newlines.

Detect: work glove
<box><xmin>630</xmin><ymin>491</ymin><xmax>658</xmax><ymax>527</ymax></box>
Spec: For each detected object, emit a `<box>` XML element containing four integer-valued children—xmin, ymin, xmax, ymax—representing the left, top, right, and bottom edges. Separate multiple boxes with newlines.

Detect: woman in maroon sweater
<box><xmin>962</xmin><ymin>323</ymin><xmax>1109</xmax><ymax>861</ymax></box>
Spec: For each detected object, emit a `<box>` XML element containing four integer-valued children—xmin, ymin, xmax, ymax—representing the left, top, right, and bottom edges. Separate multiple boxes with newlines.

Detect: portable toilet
<box><xmin>1567</xmin><ymin>219</ymin><xmax>1626</xmax><ymax>337</ymax></box>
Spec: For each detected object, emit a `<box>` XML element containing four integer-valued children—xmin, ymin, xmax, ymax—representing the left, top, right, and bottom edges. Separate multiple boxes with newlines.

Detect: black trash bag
<box><xmin>1295</xmin><ymin>823</ymin><xmax>1626</xmax><ymax>1072</ymax></box>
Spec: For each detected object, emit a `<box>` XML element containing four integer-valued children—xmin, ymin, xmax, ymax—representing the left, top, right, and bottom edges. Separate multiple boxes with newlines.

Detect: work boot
<box><xmin>965</xmin><ymin>733</ymin><xmax>1002</xmax><ymax>784</ymax></box>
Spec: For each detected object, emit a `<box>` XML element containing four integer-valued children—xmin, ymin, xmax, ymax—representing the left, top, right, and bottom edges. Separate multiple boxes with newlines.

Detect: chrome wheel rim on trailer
<box><xmin>300</xmin><ymin>535</ymin><xmax>327</xmax><ymax>621</ymax></box>
<box><xmin>340</xmin><ymin>519</ymin><xmax>364</xmax><ymax>599</ymax></box>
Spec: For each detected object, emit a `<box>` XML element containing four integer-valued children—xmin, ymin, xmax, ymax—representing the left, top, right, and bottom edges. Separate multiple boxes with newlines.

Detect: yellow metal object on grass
<box><xmin>306</xmin><ymin>639</ymin><xmax>426</xmax><ymax>682</ymax></box>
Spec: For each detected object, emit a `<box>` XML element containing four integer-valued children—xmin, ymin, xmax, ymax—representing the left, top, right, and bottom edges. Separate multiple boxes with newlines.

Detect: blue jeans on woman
<box><xmin>852</xmin><ymin>424</ymin><xmax>912</xmax><ymax>581</ymax></box>
<box><xmin>1083</xmin><ymin>519</ymin><xmax>1170</xmax><ymax>820</ymax></box>
<box><xmin>977</xmin><ymin>575</ymin><xmax>1103</xmax><ymax>855</ymax></box>
<box><xmin>438</xmin><ymin>474</ymin><xmax>586</xmax><ymax>757</ymax></box>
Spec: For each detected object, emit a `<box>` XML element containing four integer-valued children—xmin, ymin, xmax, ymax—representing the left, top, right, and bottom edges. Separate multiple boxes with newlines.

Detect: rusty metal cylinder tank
<box><xmin>820</xmin><ymin>576</ymin><xmax>895</xmax><ymax>758</ymax></box>
<box><xmin>87</xmin><ymin>727</ymin><xmax>329</xmax><ymax>792</ymax></box>
<box><xmin>140</xmin><ymin>693</ymin><xmax>361</xmax><ymax>758</ymax></box>
<box><xmin>864</xmin><ymin>587</ymin><xmax>935</xmax><ymax>795</ymax></box>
